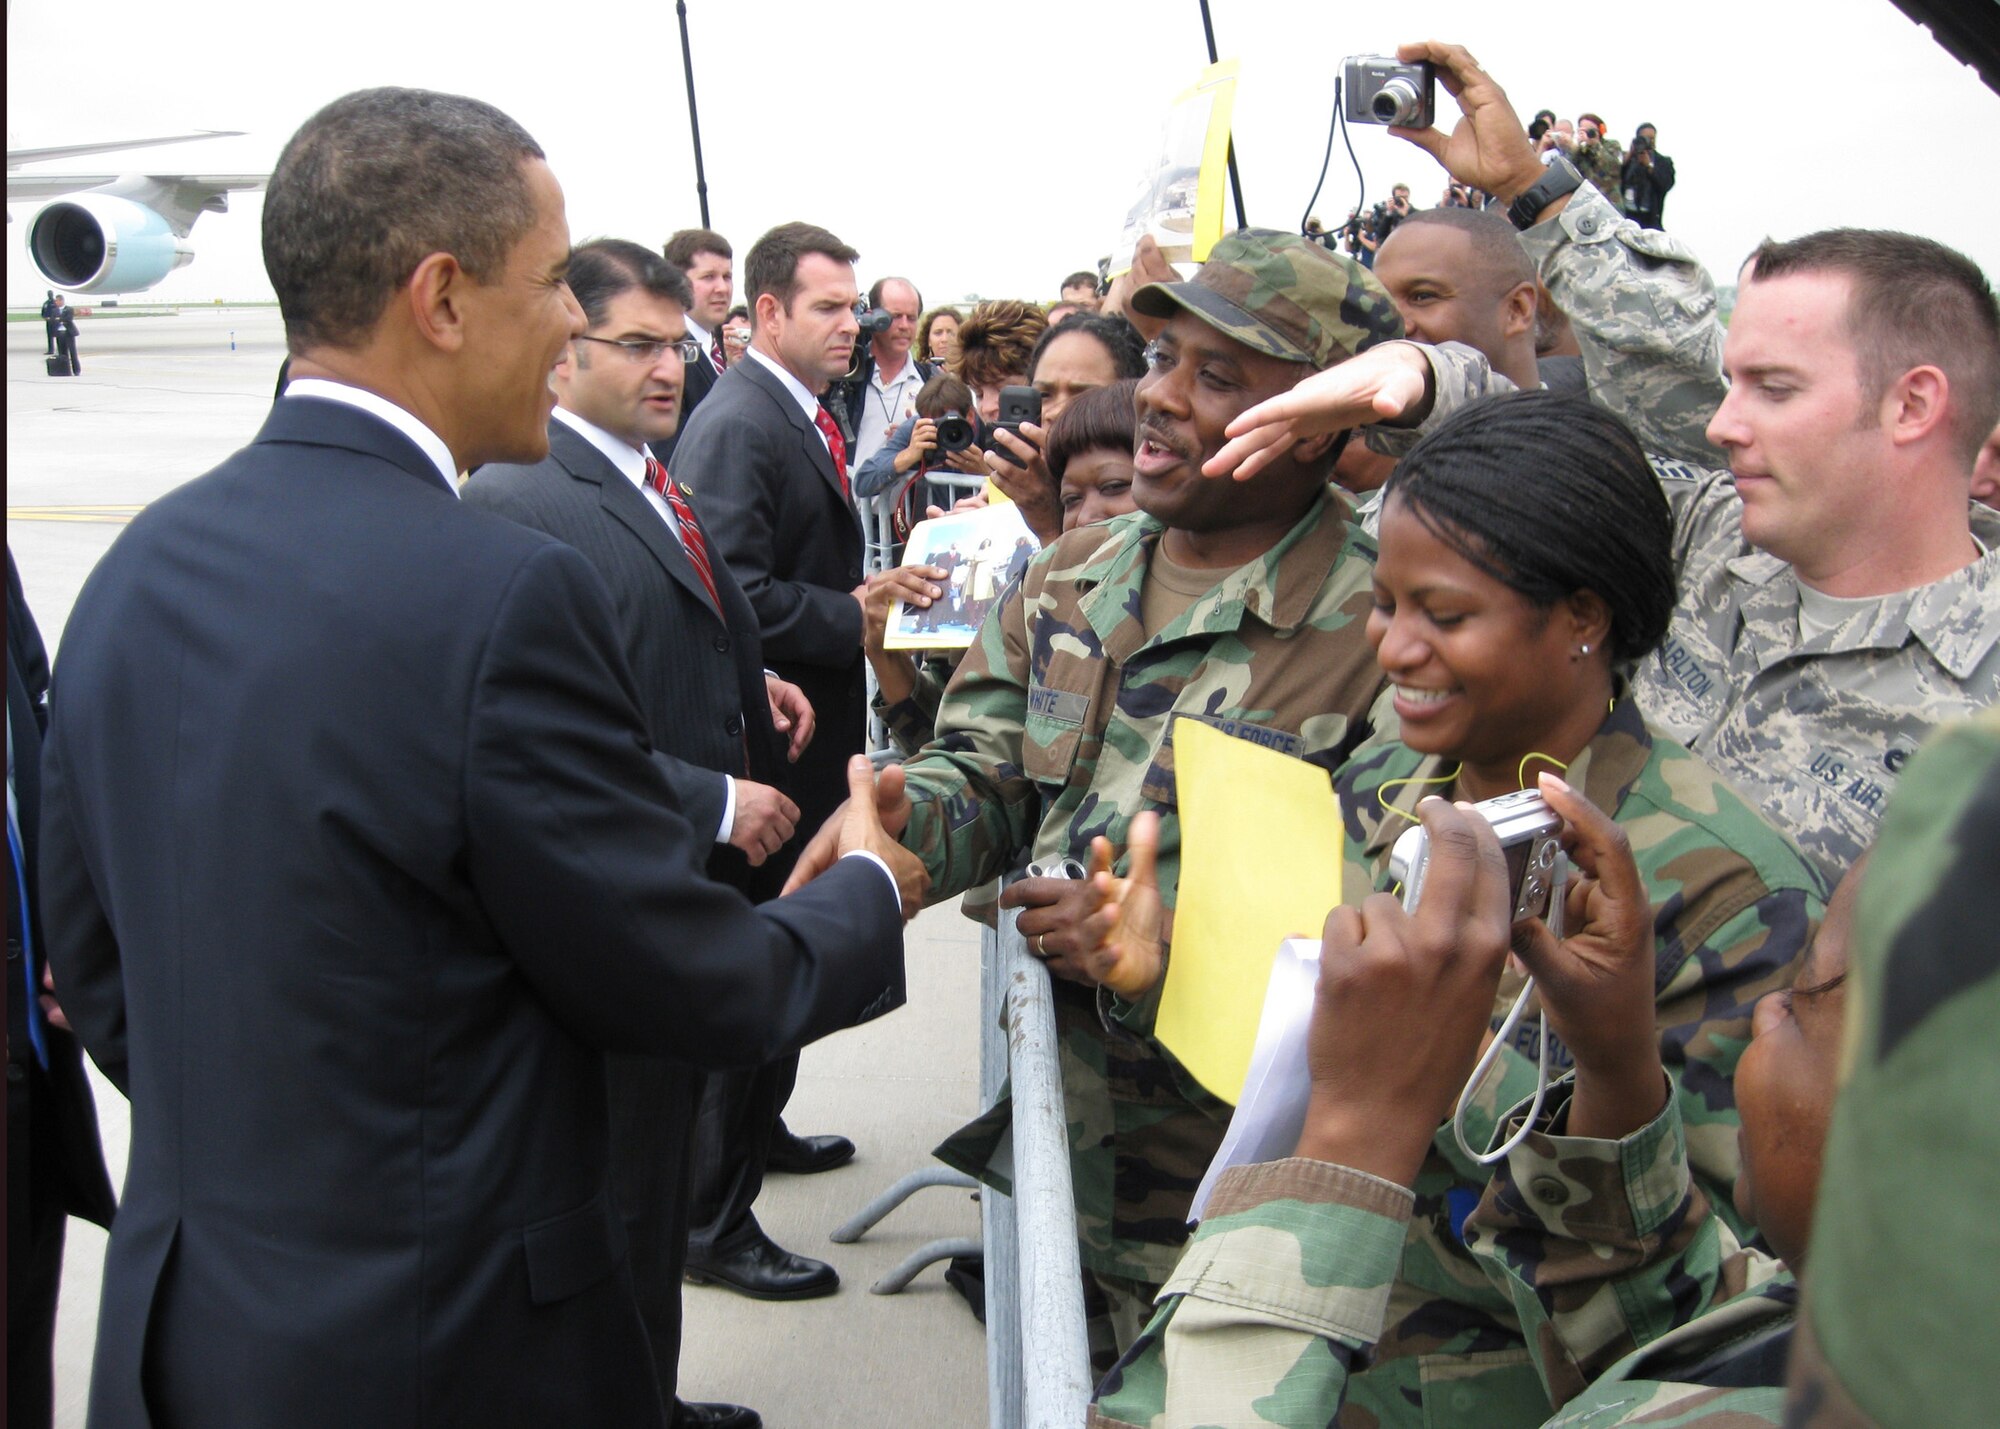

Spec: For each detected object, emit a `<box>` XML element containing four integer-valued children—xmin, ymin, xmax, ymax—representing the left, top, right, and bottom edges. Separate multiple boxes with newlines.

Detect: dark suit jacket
<box><xmin>669</xmin><ymin>357</ymin><xmax>867</xmax><ymax>835</ymax></box>
<box><xmin>467</xmin><ymin>418</ymin><xmax>778</xmax><ymax>848</ymax></box>
<box><xmin>8</xmin><ymin>550</ymin><xmax>117</xmax><ymax>1285</ymax></box>
<box><xmin>39</xmin><ymin>396</ymin><xmax>904</xmax><ymax>1429</ymax></box>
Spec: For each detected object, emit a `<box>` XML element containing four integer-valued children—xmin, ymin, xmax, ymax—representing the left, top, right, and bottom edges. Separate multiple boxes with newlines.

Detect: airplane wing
<box><xmin>5</xmin><ymin>131</ymin><xmax>245</xmax><ymax>169</ymax></box>
<box><xmin>7</xmin><ymin>172</ymin><xmax>267</xmax><ymax>210</ymax></box>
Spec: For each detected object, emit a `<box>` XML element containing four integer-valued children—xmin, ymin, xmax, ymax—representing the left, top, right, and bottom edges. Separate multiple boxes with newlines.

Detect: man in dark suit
<box><xmin>670</xmin><ymin>221</ymin><xmax>922</xmax><ymax>1287</ymax></box>
<box><xmin>464</xmin><ymin>238</ymin><xmax>815</xmax><ymax>1428</ymax></box>
<box><xmin>654</xmin><ymin>228</ymin><xmax>735</xmax><ymax>466</ymax></box>
<box><xmin>38</xmin><ymin>86</ymin><xmax>925</xmax><ymax>1429</ymax></box>
<box><xmin>40</xmin><ymin>290</ymin><xmax>59</xmax><ymax>354</ymax></box>
<box><xmin>8</xmin><ymin>548</ymin><xmax>117</xmax><ymax>1429</ymax></box>
<box><xmin>53</xmin><ymin>298</ymin><xmax>80</xmax><ymax>375</ymax></box>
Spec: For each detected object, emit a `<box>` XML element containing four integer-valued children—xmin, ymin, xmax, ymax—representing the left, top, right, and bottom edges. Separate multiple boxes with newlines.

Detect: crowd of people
<box><xmin>9</xmin><ymin>35</ymin><xmax>1998</xmax><ymax>1429</ymax></box>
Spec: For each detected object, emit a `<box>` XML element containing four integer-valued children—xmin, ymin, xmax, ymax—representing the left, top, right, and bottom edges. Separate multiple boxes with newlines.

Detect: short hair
<box><xmin>744</xmin><ymin>222</ymin><xmax>860</xmax><ymax>314</ymax></box>
<box><xmin>1028</xmin><ymin>312</ymin><xmax>1148</xmax><ymax>382</ymax></box>
<box><xmin>868</xmin><ymin>276</ymin><xmax>923</xmax><ymax>311</ymax></box>
<box><xmin>564</xmin><ymin>238</ymin><xmax>692</xmax><ymax>329</ymax></box>
<box><xmin>1060</xmin><ymin>270</ymin><xmax>1100</xmax><ymax>296</ymax></box>
<box><xmin>663</xmin><ymin>228</ymin><xmax>732</xmax><ymax>270</ymax></box>
<box><xmin>725</xmin><ymin>303</ymin><xmax>749</xmax><ymax>323</ymax></box>
<box><xmin>264</xmin><ymin>87</ymin><xmax>544</xmax><ymax>352</ymax></box>
<box><xmin>1386</xmin><ymin>390</ymin><xmax>1675</xmax><ymax>665</ymax></box>
<box><xmin>1046</xmin><ymin>378</ymin><xmax>1139</xmax><ymax>487</ymax></box>
<box><xmin>1395</xmin><ymin>207</ymin><xmax>1536</xmax><ymax>294</ymax></box>
<box><xmin>1579</xmin><ymin>112</ymin><xmax>1606</xmax><ymax>130</ymax></box>
<box><xmin>951</xmin><ymin>300</ymin><xmax>1048</xmax><ymax>387</ymax></box>
<box><xmin>913</xmin><ymin>372</ymin><xmax>974</xmax><ymax>419</ymax></box>
<box><xmin>1744</xmin><ymin>230</ymin><xmax>2000</xmax><ymax>464</ymax></box>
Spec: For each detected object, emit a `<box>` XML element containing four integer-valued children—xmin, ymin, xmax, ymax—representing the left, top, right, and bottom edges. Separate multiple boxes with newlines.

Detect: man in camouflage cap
<box><xmin>792</xmin><ymin>227</ymin><xmax>1401</xmax><ymax>1364</ymax></box>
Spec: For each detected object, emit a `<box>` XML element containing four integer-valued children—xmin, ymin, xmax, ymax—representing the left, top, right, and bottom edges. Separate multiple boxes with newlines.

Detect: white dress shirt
<box><xmin>851</xmin><ymin>349</ymin><xmax>927</xmax><ymax>471</ymax></box>
<box><xmin>283</xmin><ymin>379</ymin><xmax>460</xmax><ymax>494</ymax></box>
<box><xmin>746</xmin><ymin>346</ymin><xmax>833</xmax><ymax>453</ymax></box>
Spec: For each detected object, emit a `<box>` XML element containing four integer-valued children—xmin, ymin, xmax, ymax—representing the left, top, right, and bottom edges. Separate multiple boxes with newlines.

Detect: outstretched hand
<box><xmin>781</xmin><ymin>758</ymin><xmax>922</xmax><ymax>919</ymax></box>
<box><xmin>1295</xmin><ymin>797</ymin><xmax>1514</xmax><ymax>1186</ymax></box>
<box><xmin>1508</xmin><ymin>772</ymin><xmax>1665</xmax><ymax>1139</ymax></box>
<box><xmin>999</xmin><ymin>813</ymin><xmax>1165</xmax><ymax>995</ymax></box>
<box><xmin>1204</xmin><ymin>343</ymin><xmax>1432</xmax><ymax>481</ymax></box>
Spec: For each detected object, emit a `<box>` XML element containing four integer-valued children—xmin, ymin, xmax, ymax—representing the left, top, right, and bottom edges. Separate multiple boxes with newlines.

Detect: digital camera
<box><xmin>854</xmin><ymin>303</ymin><xmax>895</xmax><ymax>338</ymax></box>
<box><xmin>931</xmin><ymin>411</ymin><xmax>977</xmax><ymax>457</ymax></box>
<box><xmin>983</xmin><ymin>386</ymin><xmax>1043</xmax><ymax>467</ymax></box>
<box><xmin>1387</xmin><ymin>788</ymin><xmax>1563</xmax><ymax>921</ymax></box>
<box><xmin>1343</xmin><ymin>55</ymin><xmax>1435</xmax><ymax>129</ymax></box>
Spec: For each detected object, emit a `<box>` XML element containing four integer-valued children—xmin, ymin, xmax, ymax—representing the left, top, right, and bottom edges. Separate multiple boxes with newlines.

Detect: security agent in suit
<box><xmin>464</xmin><ymin>241</ymin><xmax>811</xmax><ymax>1429</ymax></box>
<box><xmin>670</xmin><ymin>224</ymin><xmax>942</xmax><ymax>1264</ymax></box>
<box><xmin>38</xmin><ymin>86</ymin><xmax>928</xmax><ymax>1429</ymax></box>
<box><xmin>653</xmin><ymin>227</ymin><xmax>736</xmax><ymax>466</ymax></box>
<box><xmin>8</xmin><ymin>548</ymin><xmax>116</xmax><ymax>1429</ymax></box>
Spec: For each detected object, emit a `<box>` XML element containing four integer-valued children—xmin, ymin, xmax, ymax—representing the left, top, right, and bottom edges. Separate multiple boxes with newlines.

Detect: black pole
<box><xmin>1196</xmin><ymin>0</ymin><xmax>1247</xmax><ymax>230</ymax></box>
<box><xmin>676</xmin><ymin>1</ymin><xmax>711</xmax><ymax>228</ymax></box>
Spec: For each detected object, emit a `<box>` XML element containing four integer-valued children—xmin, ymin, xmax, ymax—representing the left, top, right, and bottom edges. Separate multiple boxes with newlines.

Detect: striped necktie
<box><xmin>812</xmin><ymin>405</ymin><xmax>850</xmax><ymax>500</ymax></box>
<box><xmin>645</xmin><ymin>457</ymin><xmax>721</xmax><ymax>611</ymax></box>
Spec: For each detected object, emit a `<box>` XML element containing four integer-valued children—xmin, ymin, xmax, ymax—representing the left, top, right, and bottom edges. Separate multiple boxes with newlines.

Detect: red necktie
<box><xmin>645</xmin><ymin>457</ymin><xmax>721</xmax><ymax>611</ymax></box>
<box><xmin>812</xmin><ymin>405</ymin><xmax>850</xmax><ymax>500</ymax></box>
<box><xmin>709</xmin><ymin>333</ymin><xmax>726</xmax><ymax>374</ymax></box>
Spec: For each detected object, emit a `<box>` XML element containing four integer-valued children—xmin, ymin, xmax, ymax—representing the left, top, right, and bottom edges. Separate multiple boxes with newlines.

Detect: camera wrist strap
<box><xmin>1452</xmin><ymin>850</ymin><xmax>1567</xmax><ymax>1167</ymax></box>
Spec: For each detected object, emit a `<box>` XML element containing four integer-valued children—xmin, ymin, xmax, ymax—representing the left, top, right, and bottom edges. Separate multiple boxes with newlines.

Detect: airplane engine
<box><xmin>28</xmin><ymin>193</ymin><xmax>195</xmax><ymax>294</ymax></box>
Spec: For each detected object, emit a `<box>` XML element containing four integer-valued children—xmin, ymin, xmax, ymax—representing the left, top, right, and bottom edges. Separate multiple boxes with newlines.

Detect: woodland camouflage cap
<box><xmin>1131</xmin><ymin>228</ymin><xmax>1403</xmax><ymax>369</ymax></box>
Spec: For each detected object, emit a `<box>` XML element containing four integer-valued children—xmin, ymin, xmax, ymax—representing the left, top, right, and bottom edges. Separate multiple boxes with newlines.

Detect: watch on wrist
<box><xmin>1508</xmin><ymin>156</ymin><xmax>1584</xmax><ymax>231</ymax></box>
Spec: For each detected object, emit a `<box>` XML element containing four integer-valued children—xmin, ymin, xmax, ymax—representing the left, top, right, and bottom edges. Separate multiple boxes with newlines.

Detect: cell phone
<box><xmin>1387</xmin><ymin>788</ymin><xmax>1563</xmax><ymax>921</ymax></box>
<box><xmin>990</xmin><ymin>386</ymin><xmax>1043</xmax><ymax>467</ymax></box>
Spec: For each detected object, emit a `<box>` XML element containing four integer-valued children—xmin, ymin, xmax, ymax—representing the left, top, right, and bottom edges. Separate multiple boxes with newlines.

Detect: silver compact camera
<box><xmin>1387</xmin><ymin>788</ymin><xmax>1563</xmax><ymax>920</ymax></box>
<box><xmin>1343</xmin><ymin>54</ymin><xmax>1435</xmax><ymax>128</ymax></box>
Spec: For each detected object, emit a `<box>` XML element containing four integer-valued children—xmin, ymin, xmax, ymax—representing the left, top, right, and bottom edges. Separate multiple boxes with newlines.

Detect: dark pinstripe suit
<box><xmin>464</xmin><ymin>416</ymin><xmax>787</xmax><ymax>1411</ymax></box>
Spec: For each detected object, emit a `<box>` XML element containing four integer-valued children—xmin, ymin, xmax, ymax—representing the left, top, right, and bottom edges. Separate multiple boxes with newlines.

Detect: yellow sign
<box><xmin>1156</xmin><ymin>716</ymin><xmax>1343</xmax><ymax>1103</ymax></box>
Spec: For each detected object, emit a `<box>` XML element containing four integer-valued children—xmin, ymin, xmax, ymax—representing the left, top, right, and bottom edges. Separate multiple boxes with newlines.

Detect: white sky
<box><xmin>7</xmin><ymin>0</ymin><xmax>1997</xmax><ymax>309</ymax></box>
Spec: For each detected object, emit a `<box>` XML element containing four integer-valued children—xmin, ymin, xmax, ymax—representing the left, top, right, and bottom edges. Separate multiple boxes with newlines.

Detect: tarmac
<box><xmin>7</xmin><ymin>309</ymin><xmax>990</xmax><ymax>1427</ymax></box>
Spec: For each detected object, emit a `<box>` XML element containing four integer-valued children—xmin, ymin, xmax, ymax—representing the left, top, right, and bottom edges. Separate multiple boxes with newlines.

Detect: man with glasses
<box><xmin>465</xmin><ymin>237</ymin><xmax>810</xmax><ymax>1429</ymax></box>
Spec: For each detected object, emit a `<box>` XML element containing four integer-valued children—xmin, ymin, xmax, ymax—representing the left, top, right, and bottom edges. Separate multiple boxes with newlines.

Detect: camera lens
<box><xmin>1372</xmin><ymin>78</ymin><xmax>1421</xmax><ymax>126</ymax></box>
<box><xmin>934</xmin><ymin>415</ymin><xmax>973</xmax><ymax>453</ymax></box>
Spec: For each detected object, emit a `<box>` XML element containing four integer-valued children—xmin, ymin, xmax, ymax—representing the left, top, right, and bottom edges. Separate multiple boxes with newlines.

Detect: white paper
<box><xmin>1188</xmin><ymin>936</ymin><xmax>1324</xmax><ymax>1222</ymax></box>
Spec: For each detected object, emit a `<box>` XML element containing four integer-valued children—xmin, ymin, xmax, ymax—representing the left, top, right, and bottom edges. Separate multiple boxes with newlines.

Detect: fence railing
<box><xmin>830</xmin><ymin>888</ymin><xmax>1093</xmax><ymax>1428</ymax></box>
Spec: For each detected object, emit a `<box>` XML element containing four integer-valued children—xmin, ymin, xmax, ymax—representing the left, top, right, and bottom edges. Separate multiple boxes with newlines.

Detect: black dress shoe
<box><xmin>767</xmin><ymin>1128</ymin><xmax>855</xmax><ymax>1175</ymax></box>
<box><xmin>674</xmin><ymin>1399</ymin><xmax>762</xmax><ymax>1429</ymax></box>
<box><xmin>684</xmin><ymin>1232</ymin><xmax>839</xmax><ymax>1300</ymax></box>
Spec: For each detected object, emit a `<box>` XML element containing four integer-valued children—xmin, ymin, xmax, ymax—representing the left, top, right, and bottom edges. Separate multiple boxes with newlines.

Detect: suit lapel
<box><xmin>740</xmin><ymin>359</ymin><xmax>848</xmax><ymax>507</ymax></box>
<box><xmin>548</xmin><ymin>422</ymin><xmax>725</xmax><ymax>622</ymax></box>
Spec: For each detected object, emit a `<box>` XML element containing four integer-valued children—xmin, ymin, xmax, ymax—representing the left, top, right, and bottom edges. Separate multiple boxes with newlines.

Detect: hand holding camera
<box><xmin>1381</xmin><ymin>41</ymin><xmax>1552</xmax><ymax>206</ymax></box>
<box><xmin>1293</xmin><ymin>797</ymin><xmax>1515</xmax><ymax>1186</ymax></box>
<box><xmin>1001</xmin><ymin>813</ymin><xmax>1164</xmax><ymax>997</ymax></box>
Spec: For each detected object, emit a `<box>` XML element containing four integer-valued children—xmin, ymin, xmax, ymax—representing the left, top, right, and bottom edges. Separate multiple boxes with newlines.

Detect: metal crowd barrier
<box><xmin>831</xmin><ymin>890</ymin><xmax>1093</xmax><ymax>1429</ymax></box>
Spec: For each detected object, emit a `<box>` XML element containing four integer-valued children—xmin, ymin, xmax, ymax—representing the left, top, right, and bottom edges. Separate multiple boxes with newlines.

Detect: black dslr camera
<box><xmin>1343</xmin><ymin>55</ymin><xmax>1435</xmax><ymax>128</ymax></box>
<box><xmin>930</xmin><ymin>411</ymin><xmax>977</xmax><ymax>459</ymax></box>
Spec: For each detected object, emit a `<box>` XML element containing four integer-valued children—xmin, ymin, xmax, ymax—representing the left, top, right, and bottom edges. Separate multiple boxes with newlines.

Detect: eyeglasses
<box><xmin>574</xmin><ymin>335</ymin><xmax>704</xmax><ymax>364</ymax></box>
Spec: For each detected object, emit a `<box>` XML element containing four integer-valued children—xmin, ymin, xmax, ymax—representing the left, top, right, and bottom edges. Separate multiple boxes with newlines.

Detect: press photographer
<box><xmin>1620</xmin><ymin>122</ymin><xmax>1676</xmax><ymax>229</ymax></box>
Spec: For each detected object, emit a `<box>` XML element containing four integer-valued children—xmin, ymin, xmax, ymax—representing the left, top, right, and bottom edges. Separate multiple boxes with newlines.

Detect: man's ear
<box><xmin>406</xmin><ymin>252</ymin><xmax>470</xmax><ymax>354</ymax></box>
<box><xmin>1500</xmin><ymin>280</ymin><xmax>1538</xmax><ymax>341</ymax></box>
<box><xmin>1883</xmin><ymin>365</ymin><xmax>1952</xmax><ymax>450</ymax></box>
<box><xmin>754</xmin><ymin>291</ymin><xmax>782</xmax><ymax>335</ymax></box>
<box><xmin>1294</xmin><ymin>427</ymin><xmax>1347</xmax><ymax>467</ymax></box>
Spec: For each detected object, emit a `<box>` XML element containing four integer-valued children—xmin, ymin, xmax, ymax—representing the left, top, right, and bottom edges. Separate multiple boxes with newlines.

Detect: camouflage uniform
<box><xmin>1573</xmin><ymin>137</ymin><xmax>1626</xmax><ymax>216</ymax></box>
<box><xmin>915</xmin><ymin>491</ymin><xmax>1387</xmax><ymax>1285</ymax></box>
<box><xmin>1091</xmin><ymin>1092</ymin><xmax>1800</xmax><ymax>1429</ymax></box>
<box><xmin>1330</xmin><ymin>693</ymin><xmax>1822</xmax><ymax>1426</ymax></box>
<box><xmin>1387</xmin><ymin>182</ymin><xmax>2000</xmax><ymax>886</ymax></box>
<box><xmin>873</xmin><ymin>657</ymin><xmax>952</xmax><ymax>758</ymax></box>
<box><xmin>906</xmin><ymin>227</ymin><xmax>1405</xmax><ymax>1293</ymax></box>
<box><xmin>1787</xmin><ymin>707</ymin><xmax>2000</xmax><ymax>1428</ymax></box>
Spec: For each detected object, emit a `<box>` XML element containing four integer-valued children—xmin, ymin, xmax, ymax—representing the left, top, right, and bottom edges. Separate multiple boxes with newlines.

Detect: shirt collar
<box><xmin>552</xmin><ymin>404</ymin><xmax>648</xmax><ymax>486</ymax></box>
<box><xmin>746</xmin><ymin>345</ymin><xmax>823</xmax><ymax>422</ymax></box>
<box><xmin>283</xmin><ymin>378</ymin><xmax>459</xmax><ymax>495</ymax></box>
<box><xmin>683</xmin><ymin>315</ymin><xmax>714</xmax><ymax>346</ymax></box>
<box><xmin>869</xmin><ymin>348</ymin><xmax>923</xmax><ymax>392</ymax></box>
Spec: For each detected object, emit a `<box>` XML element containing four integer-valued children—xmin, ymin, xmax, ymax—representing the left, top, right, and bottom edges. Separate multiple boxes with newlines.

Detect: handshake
<box><xmin>788</xmin><ymin>755</ymin><xmax>932</xmax><ymax>920</ymax></box>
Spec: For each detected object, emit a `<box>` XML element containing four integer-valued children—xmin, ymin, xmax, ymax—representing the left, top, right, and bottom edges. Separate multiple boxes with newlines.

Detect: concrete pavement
<box><xmin>8</xmin><ymin>311</ymin><xmax>990</xmax><ymax>1426</ymax></box>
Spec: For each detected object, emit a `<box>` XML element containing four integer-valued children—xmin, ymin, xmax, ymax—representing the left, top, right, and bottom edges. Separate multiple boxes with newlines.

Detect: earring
<box><xmin>1578</xmin><ymin>643</ymin><xmax>1592</xmax><ymax>656</ymax></box>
